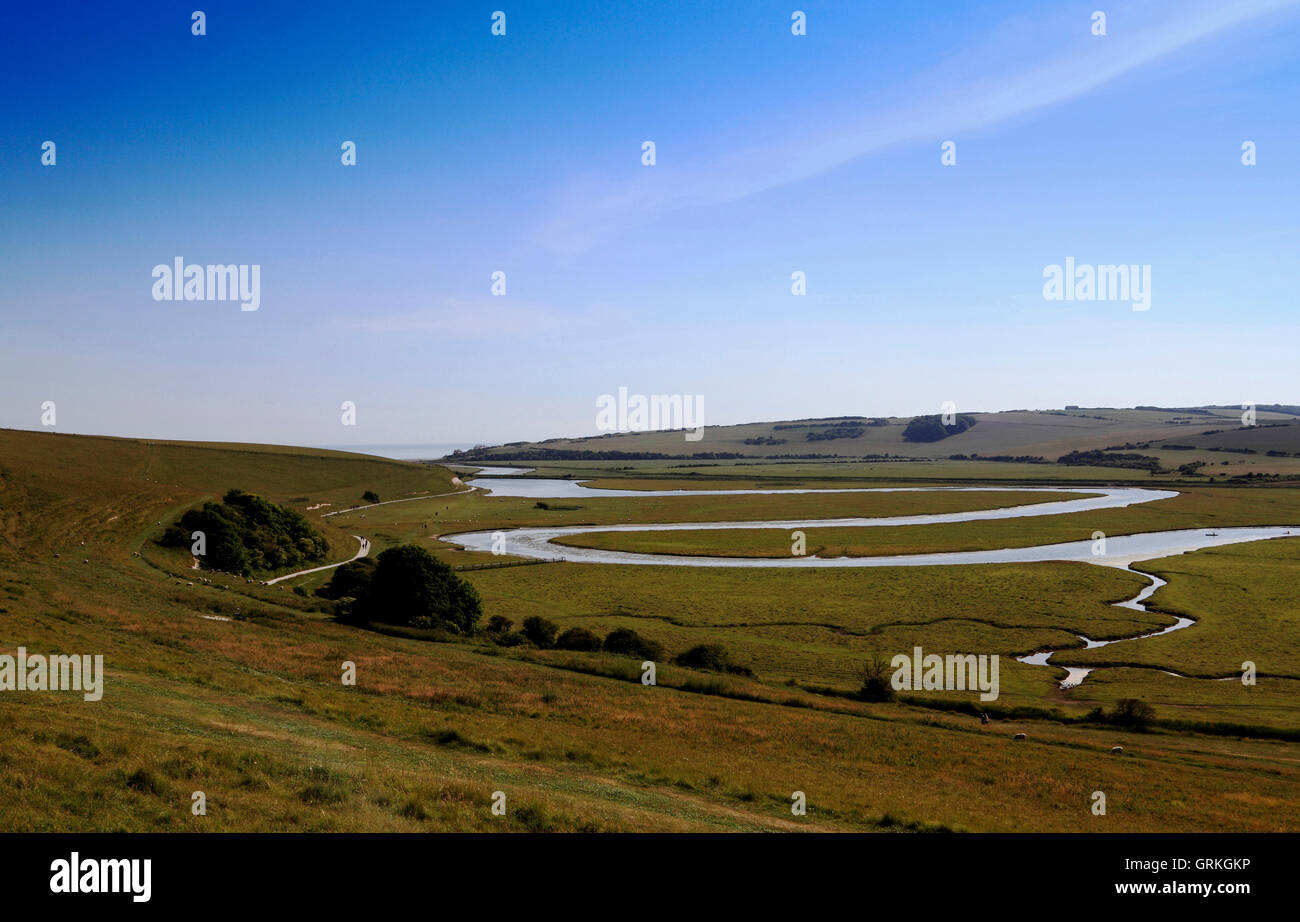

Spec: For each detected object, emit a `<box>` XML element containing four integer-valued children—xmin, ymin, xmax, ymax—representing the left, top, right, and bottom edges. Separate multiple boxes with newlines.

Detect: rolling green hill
<box><xmin>449</xmin><ymin>406</ymin><xmax>1300</xmax><ymax>468</ymax></box>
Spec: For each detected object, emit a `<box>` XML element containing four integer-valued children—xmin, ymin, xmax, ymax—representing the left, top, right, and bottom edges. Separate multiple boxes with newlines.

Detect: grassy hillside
<box><xmin>450</xmin><ymin>406</ymin><xmax>1300</xmax><ymax>478</ymax></box>
<box><xmin>3</xmin><ymin>429</ymin><xmax>1298</xmax><ymax>832</ymax></box>
<box><xmin>0</xmin><ymin>428</ymin><xmax>457</xmax><ymax>560</ymax></box>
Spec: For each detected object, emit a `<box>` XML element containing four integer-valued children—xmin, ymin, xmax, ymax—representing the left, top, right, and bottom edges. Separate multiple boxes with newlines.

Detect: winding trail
<box><xmin>321</xmin><ymin>484</ymin><xmax>476</xmax><ymax>517</ymax></box>
<box><xmin>265</xmin><ymin>536</ymin><xmax>371</xmax><ymax>584</ymax></box>
<box><xmin>265</xmin><ymin>484</ymin><xmax>475</xmax><ymax>584</ymax></box>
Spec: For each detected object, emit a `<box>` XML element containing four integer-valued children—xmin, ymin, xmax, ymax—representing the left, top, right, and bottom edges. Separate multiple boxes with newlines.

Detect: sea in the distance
<box><xmin>314</xmin><ymin>443</ymin><xmax>478</xmax><ymax>461</ymax></box>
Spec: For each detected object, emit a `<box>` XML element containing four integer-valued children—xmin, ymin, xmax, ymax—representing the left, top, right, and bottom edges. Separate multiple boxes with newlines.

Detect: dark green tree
<box><xmin>602</xmin><ymin>627</ymin><xmax>664</xmax><ymax>660</ymax></box>
<box><xmin>353</xmin><ymin>545</ymin><xmax>482</xmax><ymax>634</ymax></box>
<box><xmin>554</xmin><ymin>627</ymin><xmax>602</xmax><ymax>651</ymax></box>
<box><xmin>318</xmin><ymin>557</ymin><xmax>376</xmax><ymax>600</ymax></box>
<box><xmin>521</xmin><ymin>616</ymin><xmax>558</xmax><ymax>649</ymax></box>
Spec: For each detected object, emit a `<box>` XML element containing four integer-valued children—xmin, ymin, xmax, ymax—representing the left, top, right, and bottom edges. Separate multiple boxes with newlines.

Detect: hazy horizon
<box><xmin>4</xmin><ymin>396</ymin><xmax>1294</xmax><ymax>461</ymax></box>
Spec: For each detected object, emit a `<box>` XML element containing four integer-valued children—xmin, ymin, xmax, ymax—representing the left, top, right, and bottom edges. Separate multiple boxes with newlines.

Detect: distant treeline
<box><xmin>1200</xmin><ymin>404</ymin><xmax>1300</xmax><ymax>417</ymax></box>
<box><xmin>1056</xmin><ymin>450</ymin><xmax>1162</xmax><ymax>472</ymax></box>
<box><xmin>773</xmin><ymin>419</ymin><xmax>887</xmax><ymax>430</ymax></box>
<box><xmin>948</xmin><ymin>453</ymin><xmax>1049</xmax><ymax>464</ymax></box>
<box><xmin>805</xmin><ymin>427</ymin><xmax>864</xmax><ymax>441</ymax></box>
<box><xmin>449</xmin><ymin>449</ymin><xmax>750</xmax><ymax>462</ymax></box>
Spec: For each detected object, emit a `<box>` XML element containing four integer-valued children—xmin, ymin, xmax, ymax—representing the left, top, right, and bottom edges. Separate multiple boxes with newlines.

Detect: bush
<box><xmin>362</xmin><ymin>491</ymin><xmax>380</xmax><ymax>503</ymax></box>
<box><xmin>497</xmin><ymin>631</ymin><xmax>528</xmax><ymax>648</ymax></box>
<box><xmin>554</xmin><ymin>627</ymin><xmax>603</xmax><ymax>651</ymax></box>
<box><xmin>673</xmin><ymin>644</ymin><xmax>753</xmax><ymax>677</ymax></box>
<box><xmin>484</xmin><ymin>615</ymin><xmax>514</xmax><ymax>636</ymax></box>
<box><xmin>351</xmin><ymin>545</ymin><xmax>482</xmax><ymax>634</ymax></box>
<box><xmin>602</xmin><ymin>627</ymin><xmax>664</xmax><ymax>661</ymax></box>
<box><xmin>857</xmin><ymin>653</ymin><xmax>897</xmax><ymax>702</ymax></box>
<box><xmin>1111</xmin><ymin>698</ymin><xmax>1156</xmax><ymax>730</ymax></box>
<box><xmin>521</xmin><ymin>616</ymin><xmax>559</xmax><ymax>649</ymax></box>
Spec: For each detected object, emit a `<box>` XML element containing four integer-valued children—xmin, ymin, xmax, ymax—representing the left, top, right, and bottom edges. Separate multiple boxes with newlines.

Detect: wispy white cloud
<box><xmin>535</xmin><ymin>0</ymin><xmax>1300</xmax><ymax>253</ymax></box>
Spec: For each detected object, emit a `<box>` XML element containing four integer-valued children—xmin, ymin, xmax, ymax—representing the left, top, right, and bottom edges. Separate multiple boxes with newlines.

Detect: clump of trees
<box><xmin>902</xmin><ymin>414</ymin><xmax>977</xmax><ymax>443</ymax></box>
<box><xmin>362</xmin><ymin>490</ymin><xmax>380</xmax><ymax>503</ymax></box>
<box><xmin>326</xmin><ymin>545</ymin><xmax>482</xmax><ymax>634</ymax></box>
<box><xmin>159</xmin><ymin>488</ymin><xmax>329</xmax><ymax>575</ymax></box>
<box><xmin>805</xmin><ymin>427</ymin><xmax>864</xmax><ymax>441</ymax></box>
<box><xmin>1057</xmin><ymin>450</ymin><xmax>1162</xmax><ymax>472</ymax></box>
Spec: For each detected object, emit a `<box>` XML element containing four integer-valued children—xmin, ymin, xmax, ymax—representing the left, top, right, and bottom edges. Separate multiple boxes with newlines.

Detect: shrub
<box><xmin>602</xmin><ymin>627</ymin><xmax>664</xmax><ymax>661</ymax></box>
<box><xmin>497</xmin><ymin>631</ymin><xmax>528</xmax><ymax>647</ymax></box>
<box><xmin>362</xmin><ymin>490</ymin><xmax>380</xmax><ymax>503</ymax></box>
<box><xmin>484</xmin><ymin>615</ymin><xmax>514</xmax><ymax>637</ymax></box>
<box><xmin>857</xmin><ymin>653</ymin><xmax>897</xmax><ymax>702</ymax></box>
<box><xmin>1111</xmin><ymin>698</ymin><xmax>1156</xmax><ymax>730</ymax></box>
<box><xmin>521</xmin><ymin>616</ymin><xmax>559</xmax><ymax>648</ymax></box>
<box><xmin>126</xmin><ymin>768</ymin><xmax>161</xmax><ymax>795</ymax></box>
<box><xmin>555</xmin><ymin>627</ymin><xmax>603</xmax><ymax>651</ymax></box>
<box><xmin>673</xmin><ymin>644</ymin><xmax>753</xmax><ymax>677</ymax></box>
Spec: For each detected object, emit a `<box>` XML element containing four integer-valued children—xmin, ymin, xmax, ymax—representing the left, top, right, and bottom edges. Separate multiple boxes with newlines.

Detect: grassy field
<box><xmin>3</xmin><ymin>428</ymin><xmax>1299</xmax><ymax>832</ymax></box>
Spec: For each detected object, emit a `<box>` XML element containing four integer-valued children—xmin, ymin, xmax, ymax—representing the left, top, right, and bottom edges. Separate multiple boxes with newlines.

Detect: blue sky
<box><xmin>2</xmin><ymin>0</ymin><xmax>1298</xmax><ymax>450</ymax></box>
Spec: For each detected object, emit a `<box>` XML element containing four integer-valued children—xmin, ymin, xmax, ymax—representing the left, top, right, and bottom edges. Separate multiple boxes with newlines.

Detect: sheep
<box><xmin>1110</xmin><ymin>746</ymin><xmax>1124</xmax><ymax>755</ymax></box>
<box><xmin>1013</xmin><ymin>732</ymin><xmax>1027</xmax><ymax>740</ymax></box>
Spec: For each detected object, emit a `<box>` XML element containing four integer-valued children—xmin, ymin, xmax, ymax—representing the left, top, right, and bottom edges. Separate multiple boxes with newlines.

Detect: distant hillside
<box><xmin>0</xmin><ymin>429</ymin><xmax>457</xmax><ymax>558</ymax></box>
<box><xmin>444</xmin><ymin>406</ymin><xmax>1300</xmax><ymax>464</ymax></box>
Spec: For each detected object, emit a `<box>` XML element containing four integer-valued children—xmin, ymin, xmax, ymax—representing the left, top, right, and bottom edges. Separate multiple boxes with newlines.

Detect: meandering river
<box><xmin>445</xmin><ymin>470</ymin><xmax>1298</xmax><ymax>686</ymax></box>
